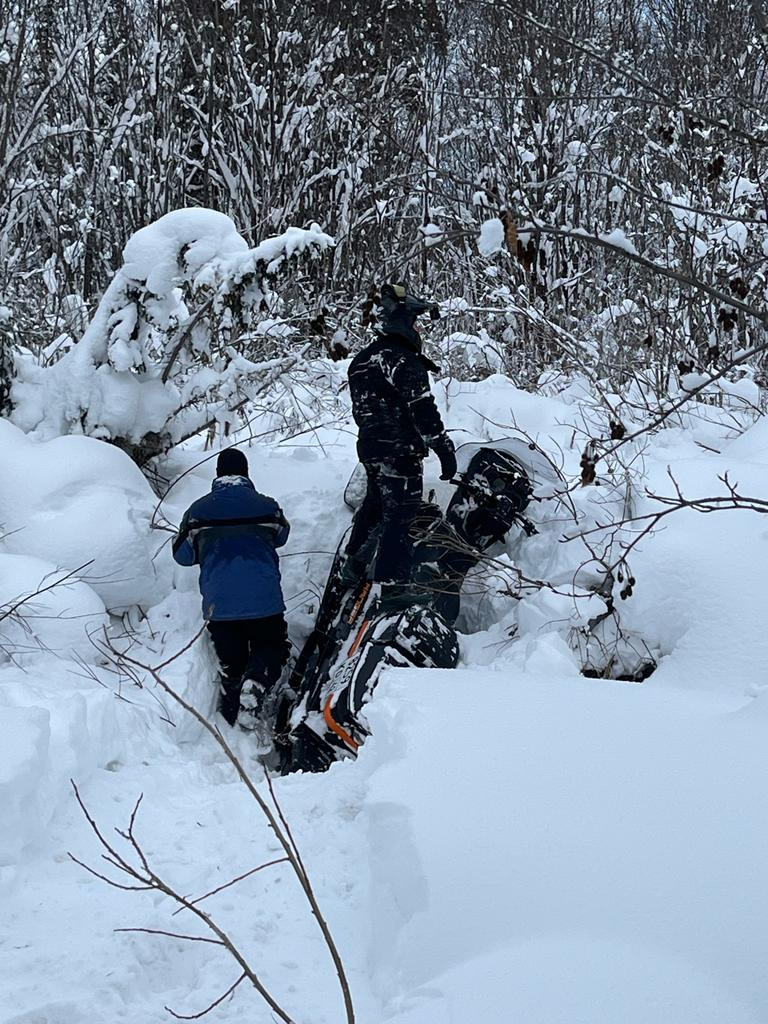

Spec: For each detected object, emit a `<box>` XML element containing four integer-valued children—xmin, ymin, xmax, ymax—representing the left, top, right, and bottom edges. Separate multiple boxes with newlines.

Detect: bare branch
<box><xmin>171</xmin><ymin>858</ymin><xmax>290</xmax><ymax>917</ymax></box>
<box><xmin>165</xmin><ymin>973</ymin><xmax>247</xmax><ymax>1021</ymax></box>
<box><xmin>114</xmin><ymin>928</ymin><xmax>225</xmax><ymax>946</ymax></box>
<box><xmin>70</xmin><ymin>782</ymin><xmax>298</xmax><ymax>1024</ymax></box>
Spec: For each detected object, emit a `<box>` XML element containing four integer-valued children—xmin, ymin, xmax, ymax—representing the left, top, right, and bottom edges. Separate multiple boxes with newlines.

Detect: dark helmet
<box><xmin>378</xmin><ymin>283</ymin><xmax>439</xmax><ymax>347</ymax></box>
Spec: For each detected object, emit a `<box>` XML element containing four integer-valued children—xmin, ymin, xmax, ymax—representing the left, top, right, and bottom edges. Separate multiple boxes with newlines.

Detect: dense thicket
<box><xmin>2</xmin><ymin>0</ymin><xmax>768</xmax><ymax>414</ymax></box>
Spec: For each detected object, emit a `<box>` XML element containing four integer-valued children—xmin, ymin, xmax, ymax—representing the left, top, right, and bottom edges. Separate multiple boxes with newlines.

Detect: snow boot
<box><xmin>238</xmin><ymin>680</ymin><xmax>273</xmax><ymax>753</ymax></box>
<box><xmin>217</xmin><ymin>680</ymin><xmax>241</xmax><ymax>727</ymax></box>
<box><xmin>339</xmin><ymin>553</ymin><xmax>368</xmax><ymax>587</ymax></box>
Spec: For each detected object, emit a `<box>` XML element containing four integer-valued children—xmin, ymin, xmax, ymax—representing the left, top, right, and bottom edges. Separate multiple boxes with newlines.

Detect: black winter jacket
<box><xmin>348</xmin><ymin>330</ymin><xmax>449</xmax><ymax>461</ymax></box>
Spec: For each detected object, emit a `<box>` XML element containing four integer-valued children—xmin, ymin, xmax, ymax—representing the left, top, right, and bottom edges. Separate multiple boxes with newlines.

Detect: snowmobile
<box><xmin>274</xmin><ymin>439</ymin><xmax>558</xmax><ymax>774</ymax></box>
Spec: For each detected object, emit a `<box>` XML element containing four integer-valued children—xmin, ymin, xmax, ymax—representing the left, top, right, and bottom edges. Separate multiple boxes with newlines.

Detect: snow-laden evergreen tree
<box><xmin>11</xmin><ymin>210</ymin><xmax>333</xmax><ymax>462</ymax></box>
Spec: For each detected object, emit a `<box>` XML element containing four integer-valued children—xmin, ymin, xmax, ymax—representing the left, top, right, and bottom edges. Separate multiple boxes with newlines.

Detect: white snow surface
<box><xmin>363</xmin><ymin>670</ymin><xmax>768</xmax><ymax>1024</ymax></box>
<box><xmin>2</xmin><ymin>371</ymin><xmax>768</xmax><ymax>1022</ymax></box>
<box><xmin>0</xmin><ymin>419</ymin><xmax>168</xmax><ymax>609</ymax></box>
<box><xmin>0</xmin><ymin>552</ymin><xmax>107</xmax><ymax>663</ymax></box>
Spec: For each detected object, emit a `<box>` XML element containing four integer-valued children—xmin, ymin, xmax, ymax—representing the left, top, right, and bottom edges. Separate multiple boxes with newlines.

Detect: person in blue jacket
<box><xmin>172</xmin><ymin>448</ymin><xmax>291</xmax><ymax>727</ymax></box>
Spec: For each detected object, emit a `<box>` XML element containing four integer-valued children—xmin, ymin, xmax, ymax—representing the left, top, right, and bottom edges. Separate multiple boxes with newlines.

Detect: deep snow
<box><xmin>363</xmin><ymin>671</ymin><xmax>768</xmax><ymax>1024</ymax></box>
<box><xmin>2</xmin><ymin>371</ymin><xmax>768</xmax><ymax>1023</ymax></box>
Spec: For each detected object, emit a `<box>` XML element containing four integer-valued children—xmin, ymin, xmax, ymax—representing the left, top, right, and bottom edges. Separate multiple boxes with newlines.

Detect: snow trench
<box><xmin>3</xmin><ymin>374</ymin><xmax>768</xmax><ymax>1022</ymax></box>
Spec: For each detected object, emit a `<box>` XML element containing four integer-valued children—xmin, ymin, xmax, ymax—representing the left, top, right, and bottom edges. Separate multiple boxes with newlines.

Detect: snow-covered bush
<box><xmin>11</xmin><ymin>210</ymin><xmax>334</xmax><ymax>462</ymax></box>
<box><xmin>437</xmin><ymin>329</ymin><xmax>506</xmax><ymax>380</ymax></box>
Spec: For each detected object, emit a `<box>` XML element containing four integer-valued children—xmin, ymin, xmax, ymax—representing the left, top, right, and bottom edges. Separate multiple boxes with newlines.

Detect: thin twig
<box><xmin>165</xmin><ymin>973</ymin><xmax>247</xmax><ymax>1021</ymax></box>
<box><xmin>114</xmin><ymin>927</ymin><xmax>225</xmax><ymax>946</ymax></box>
<box><xmin>171</xmin><ymin>858</ymin><xmax>290</xmax><ymax>917</ymax></box>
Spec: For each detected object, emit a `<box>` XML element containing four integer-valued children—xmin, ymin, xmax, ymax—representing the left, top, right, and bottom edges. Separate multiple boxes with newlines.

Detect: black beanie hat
<box><xmin>216</xmin><ymin>448</ymin><xmax>249</xmax><ymax>477</ymax></box>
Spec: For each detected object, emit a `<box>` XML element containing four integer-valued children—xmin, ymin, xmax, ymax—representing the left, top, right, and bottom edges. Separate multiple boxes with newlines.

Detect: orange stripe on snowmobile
<box><xmin>347</xmin><ymin>582</ymin><xmax>372</xmax><ymax>625</ymax></box>
<box><xmin>324</xmin><ymin>696</ymin><xmax>361</xmax><ymax>750</ymax></box>
<box><xmin>348</xmin><ymin>618</ymin><xmax>371</xmax><ymax>658</ymax></box>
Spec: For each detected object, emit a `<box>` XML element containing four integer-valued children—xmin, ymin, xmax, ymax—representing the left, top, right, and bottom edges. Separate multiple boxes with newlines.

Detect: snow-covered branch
<box><xmin>10</xmin><ymin>210</ymin><xmax>334</xmax><ymax>462</ymax></box>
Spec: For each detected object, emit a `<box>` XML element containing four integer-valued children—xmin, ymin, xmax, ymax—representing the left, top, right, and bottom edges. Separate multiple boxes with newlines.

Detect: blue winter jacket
<box><xmin>172</xmin><ymin>475</ymin><xmax>290</xmax><ymax>621</ymax></box>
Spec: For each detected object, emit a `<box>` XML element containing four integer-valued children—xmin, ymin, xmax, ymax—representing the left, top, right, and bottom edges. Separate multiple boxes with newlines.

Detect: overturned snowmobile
<box><xmin>276</xmin><ymin>440</ymin><xmax>552</xmax><ymax>773</ymax></box>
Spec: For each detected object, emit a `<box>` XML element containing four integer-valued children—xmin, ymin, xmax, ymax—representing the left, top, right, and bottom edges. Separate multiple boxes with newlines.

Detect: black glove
<box><xmin>432</xmin><ymin>435</ymin><xmax>457</xmax><ymax>481</ymax></box>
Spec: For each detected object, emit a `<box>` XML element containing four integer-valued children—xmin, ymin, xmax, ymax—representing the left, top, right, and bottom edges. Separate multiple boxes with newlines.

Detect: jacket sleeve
<box><xmin>392</xmin><ymin>350</ymin><xmax>448</xmax><ymax>448</ymax></box>
<box><xmin>274</xmin><ymin>508</ymin><xmax>290</xmax><ymax>549</ymax></box>
<box><xmin>257</xmin><ymin>499</ymin><xmax>290</xmax><ymax>548</ymax></box>
<box><xmin>172</xmin><ymin>509</ymin><xmax>198</xmax><ymax>566</ymax></box>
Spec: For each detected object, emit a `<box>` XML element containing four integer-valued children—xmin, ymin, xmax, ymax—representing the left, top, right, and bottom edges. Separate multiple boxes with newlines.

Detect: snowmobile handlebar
<box><xmin>448</xmin><ymin>473</ymin><xmax>507</xmax><ymax>496</ymax></box>
<box><xmin>447</xmin><ymin>472</ymin><xmax>538</xmax><ymax>537</ymax></box>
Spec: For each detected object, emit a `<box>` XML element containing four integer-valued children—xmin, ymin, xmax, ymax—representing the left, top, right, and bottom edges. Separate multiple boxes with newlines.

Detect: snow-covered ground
<box><xmin>2</xmin><ymin>372</ymin><xmax>767</xmax><ymax>1023</ymax></box>
<box><xmin>364</xmin><ymin>670</ymin><xmax>768</xmax><ymax>1024</ymax></box>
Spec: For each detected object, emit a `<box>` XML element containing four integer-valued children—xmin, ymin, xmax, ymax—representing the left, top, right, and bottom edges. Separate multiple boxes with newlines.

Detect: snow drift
<box><xmin>2</xmin><ymin>370</ymin><xmax>768</xmax><ymax>1023</ymax></box>
<box><xmin>0</xmin><ymin>419</ymin><xmax>168</xmax><ymax>609</ymax></box>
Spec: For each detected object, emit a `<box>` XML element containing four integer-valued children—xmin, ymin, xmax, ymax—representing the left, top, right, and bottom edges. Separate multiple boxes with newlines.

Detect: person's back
<box><xmin>172</xmin><ymin>448</ymin><xmax>290</xmax><ymax>732</ymax></box>
<box><xmin>177</xmin><ymin>474</ymin><xmax>287</xmax><ymax>621</ymax></box>
<box><xmin>348</xmin><ymin>332</ymin><xmax>444</xmax><ymax>462</ymax></box>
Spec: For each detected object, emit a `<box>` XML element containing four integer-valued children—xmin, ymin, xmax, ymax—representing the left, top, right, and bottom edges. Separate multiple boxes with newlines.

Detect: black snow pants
<box><xmin>345</xmin><ymin>455</ymin><xmax>423</xmax><ymax>584</ymax></box>
<box><xmin>207</xmin><ymin>614</ymin><xmax>290</xmax><ymax>724</ymax></box>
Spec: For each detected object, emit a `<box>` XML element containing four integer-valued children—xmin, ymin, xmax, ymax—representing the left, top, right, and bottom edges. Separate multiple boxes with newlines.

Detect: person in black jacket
<box><xmin>344</xmin><ymin>284</ymin><xmax>456</xmax><ymax>608</ymax></box>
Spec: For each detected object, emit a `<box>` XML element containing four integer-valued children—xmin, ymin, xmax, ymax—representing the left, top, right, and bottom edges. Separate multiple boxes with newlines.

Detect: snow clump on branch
<box><xmin>10</xmin><ymin>209</ymin><xmax>334</xmax><ymax>462</ymax></box>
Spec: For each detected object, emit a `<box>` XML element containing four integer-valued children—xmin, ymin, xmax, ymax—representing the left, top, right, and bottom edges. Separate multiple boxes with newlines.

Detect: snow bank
<box><xmin>0</xmin><ymin>667</ymin><xmax>163</xmax><ymax>881</ymax></box>
<box><xmin>442</xmin><ymin>373</ymin><xmax>575</xmax><ymax>450</ymax></box>
<box><xmin>392</xmin><ymin>939</ymin><xmax>763</xmax><ymax>1024</ymax></box>
<box><xmin>0</xmin><ymin>595</ymin><xmax>220</xmax><ymax>878</ymax></box>
<box><xmin>0</xmin><ymin>553</ymin><xmax>107</xmax><ymax>662</ymax></box>
<box><xmin>438</xmin><ymin>374</ymin><xmax>768</xmax><ymax>691</ymax></box>
<box><xmin>361</xmin><ymin>670</ymin><xmax>768</xmax><ymax>1023</ymax></box>
<box><xmin>724</xmin><ymin>406</ymin><xmax>768</xmax><ymax>459</ymax></box>
<box><xmin>0</xmin><ymin>419</ymin><xmax>168</xmax><ymax>609</ymax></box>
<box><xmin>616</xmin><ymin>437</ymin><xmax>768</xmax><ymax>694</ymax></box>
<box><xmin>0</xmin><ymin>707</ymin><xmax>49</xmax><ymax>865</ymax></box>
